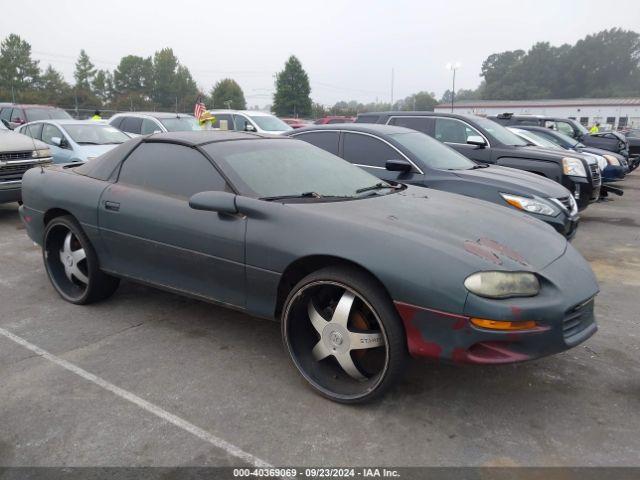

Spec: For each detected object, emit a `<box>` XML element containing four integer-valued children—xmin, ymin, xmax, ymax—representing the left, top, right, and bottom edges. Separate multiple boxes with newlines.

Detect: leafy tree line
<box><xmin>442</xmin><ymin>28</ymin><xmax>640</xmax><ymax>102</ymax></box>
<box><xmin>0</xmin><ymin>33</ymin><xmax>250</xmax><ymax>114</ymax></box>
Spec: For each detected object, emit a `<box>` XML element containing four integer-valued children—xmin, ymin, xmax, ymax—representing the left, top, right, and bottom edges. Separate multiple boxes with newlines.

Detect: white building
<box><xmin>434</xmin><ymin>98</ymin><xmax>640</xmax><ymax>130</ymax></box>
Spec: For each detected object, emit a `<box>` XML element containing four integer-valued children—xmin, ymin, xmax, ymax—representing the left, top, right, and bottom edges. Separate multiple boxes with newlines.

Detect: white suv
<box><xmin>108</xmin><ymin>112</ymin><xmax>199</xmax><ymax>136</ymax></box>
<box><xmin>207</xmin><ymin>110</ymin><xmax>292</xmax><ymax>135</ymax></box>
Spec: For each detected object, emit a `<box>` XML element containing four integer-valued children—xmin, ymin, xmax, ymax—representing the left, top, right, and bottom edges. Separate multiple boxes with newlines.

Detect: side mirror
<box><xmin>244</xmin><ymin>123</ymin><xmax>256</xmax><ymax>132</ymax></box>
<box><xmin>189</xmin><ymin>191</ymin><xmax>238</xmax><ymax>215</ymax></box>
<box><xmin>51</xmin><ymin>136</ymin><xmax>69</xmax><ymax>148</ymax></box>
<box><xmin>385</xmin><ymin>159</ymin><xmax>413</xmax><ymax>172</ymax></box>
<box><xmin>467</xmin><ymin>135</ymin><xmax>487</xmax><ymax>148</ymax></box>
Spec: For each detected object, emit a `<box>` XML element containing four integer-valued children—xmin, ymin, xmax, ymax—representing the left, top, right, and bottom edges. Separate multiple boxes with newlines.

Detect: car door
<box><xmin>433</xmin><ymin>117</ymin><xmax>493</xmax><ymax>164</ymax></box>
<box><xmin>340</xmin><ymin>131</ymin><xmax>422</xmax><ymax>183</ymax></box>
<box><xmin>41</xmin><ymin>123</ymin><xmax>73</xmax><ymax>163</ymax></box>
<box><xmin>98</xmin><ymin>141</ymin><xmax>246</xmax><ymax>308</ymax></box>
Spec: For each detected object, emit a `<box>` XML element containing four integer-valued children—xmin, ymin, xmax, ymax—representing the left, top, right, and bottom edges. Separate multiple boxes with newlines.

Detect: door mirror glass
<box><xmin>385</xmin><ymin>159</ymin><xmax>413</xmax><ymax>172</ymax></box>
<box><xmin>189</xmin><ymin>191</ymin><xmax>238</xmax><ymax>215</ymax></box>
<box><xmin>51</xmin><ymin>136</ymin><xmax>64</xmax><ymax>147</ymax></box>
<box><xmin>244</xmin><ymin>123</ymin><xmax>256</xmax><ymax>132</ymax></box>
<box><xmin>466</xmin><ymin>135</ymin><xmax>486</xmax><ymax>147</ymax></box>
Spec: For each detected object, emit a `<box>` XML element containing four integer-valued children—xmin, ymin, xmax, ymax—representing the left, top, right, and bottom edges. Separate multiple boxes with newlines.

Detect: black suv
<box><xmin>355</xmin><ymin>111</ymin><xmax>601</xmax><ymax>211</ymax></box>
<box><xmin>489</xmin><ymin>113</ymin><xmax>630</xmax><ymax>158</ymax></box>
<box><xmin>287</xmin><ymin>124</ymin><xmax>580</xmax><ymax>238</ymax></box>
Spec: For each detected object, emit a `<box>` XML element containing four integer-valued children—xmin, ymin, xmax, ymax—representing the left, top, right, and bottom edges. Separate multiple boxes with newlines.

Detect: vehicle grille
<box><xmin>563</xmin><ymin>297</ymin><xmax>595</xmax><ymax>345</ymax></box>
<box><xmin>556</xmin><ymin>196</ymin><xmax>573</xmax><ymax>212</ymax></box>
<box><xmin>589</xmin><ymin>163</ymin><xmax>601</xmax><ymax>187</ymax></box>
<box><xmin>0</xmin><ymin>151</ymin><xmax>32</xmax><ymax>162</ymax></box>
<box><xmin>0</xmin><ymin>161</ymin><xmax>39</xmax><ymax>182</ymax></box>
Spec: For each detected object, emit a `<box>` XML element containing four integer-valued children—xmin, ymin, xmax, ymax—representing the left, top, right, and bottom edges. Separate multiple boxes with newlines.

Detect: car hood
<box><xmin>0</xmin><ymin>131</ymin><xmax>48</xmax><ymax>151</ymax></box>
<box><xmin>291</xmin><ymin>185</ymin><xmax>567</xmax><ymax>272</ymax></box>
<box><xmin>75</xmin><ymin>144</ymin><xmax>121</xmax><ymax>160</ymax></box>
<box><xmin>452</xmin><ymin>165</ymin><xmax>570</xmax><ymax>198</ymax></box>
<box><xmin>510</xmin><ymin>145</ymin><xmax>585</xmax><ymax>162</ymax></box>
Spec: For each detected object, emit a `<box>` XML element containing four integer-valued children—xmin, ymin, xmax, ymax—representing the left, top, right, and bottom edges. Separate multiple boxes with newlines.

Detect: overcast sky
<box><xmin>2</xmin><ymin>0</ymin><xmax>639</xmax><ymax>106</ymax></box>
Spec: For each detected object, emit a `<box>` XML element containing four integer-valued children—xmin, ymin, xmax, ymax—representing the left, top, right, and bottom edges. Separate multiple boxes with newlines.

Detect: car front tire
<box><xmin>282</xmin><ymin>265</ymin><xmax>407</xmax><ymax>403</ymax></box>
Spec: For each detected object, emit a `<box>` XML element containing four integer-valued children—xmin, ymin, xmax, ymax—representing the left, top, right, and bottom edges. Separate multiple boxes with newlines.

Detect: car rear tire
<box><xmin>43</xmin><ymin>215</ymin><xmax>119</xmax><ymax>304</ymax></box>
<box><xmin>282</xmin><ymin>265</ymin><xmax>407</xmax><ymax>403</ymax></box>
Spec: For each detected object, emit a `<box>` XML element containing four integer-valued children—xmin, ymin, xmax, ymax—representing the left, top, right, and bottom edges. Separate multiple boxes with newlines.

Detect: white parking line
<box><xmin>0</xmin><ymin>326</ymin><xmax>273</xmax><ymax>469</ymax></box>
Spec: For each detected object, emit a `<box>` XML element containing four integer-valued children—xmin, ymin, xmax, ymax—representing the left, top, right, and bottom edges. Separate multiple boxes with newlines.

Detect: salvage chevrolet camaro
<box><xmin>19</xmin><ymin>131</ymin><xmax>599</xmax><ymax>403</ymax></box>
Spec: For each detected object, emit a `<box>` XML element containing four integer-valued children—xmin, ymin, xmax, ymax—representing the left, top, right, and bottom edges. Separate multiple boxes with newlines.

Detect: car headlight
<box><xmin>562</xmin><ymin>157</ymin><xmax>587</xmax><ymax>177</ymax></box>
<box><xmin>603</xmin><ymin>154</ymin><xmax>620</xmax><ymax>166</ymax></box>
<box><xmin>32</xmin><ymin>148</ymin><xmax>51</xmax><ymax>158</ymax></box>
<box><xmin>464</xmin><ymin>271</ymin><xmax>540</xmax><ymax>299</ymax></box>
<box><xmin>500</xmin><ymin>193</ymin><xmax>558</xmax><ymax>216</ymax></box>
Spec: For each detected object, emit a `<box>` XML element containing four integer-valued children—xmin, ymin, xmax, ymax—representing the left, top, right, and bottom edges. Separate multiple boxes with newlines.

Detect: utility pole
<box><xmin>390</xmin><ymin>68</ymin><xmax>394</xmax><ymax>106</ymax></box>
<box><xmin>446</xmin><ymin>62</ymin><xmax>461</xmax><ymax>113</ymax></box>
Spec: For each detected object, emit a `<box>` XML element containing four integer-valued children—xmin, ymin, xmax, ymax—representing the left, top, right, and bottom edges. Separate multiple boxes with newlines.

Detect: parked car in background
<box><xmin>204</xmin><ymin>110</ymin><xmax>292</xmax><ymax>134</ymax></box>
<box><xmin>0</xmin><ymin>126</ymin><xmax>52</xmax><ymax>203</ymax></box>
<box><xmin>17</xmin><ymin>120</ymin><xmax>130</xmax><ymax>164</ymax></box>
<box><xmin>489</xmin><ymin>113</ymin><xmax>630</xmax><ymax>158</ymax></box>
<box><xmin>508</xmin><ymin>125</ymin><xmax>628</xmax><ymax>182</ymax></box>
<box><xmin>314</xmin><ymin>116</ymin><xmax>355</xmax><ymax>125</ymax></box>
<box><xmin>108</xmin><ymin>112</ymin><xmax>200</xmax><ymax>136</ymax></box>
<box><xmin>0</xmin><ymin>104</ymin><xmax>72</xmax><ymax>130</ymax></box>
<box><xmin>287</xmin><ymin>124</ymin><xmax>580</xmax><ymax>238</ymax></box>
<box><xmin>19</xmin><ymin>131</ymin><xmax>599</xmax><ymax>403</ymax></box>
<box><xmin>355</xmin><ymin>111</ymin><xmax>601</xmax><ymax>210</ymax></box>
<box><xmin>281</xmin><ymin>118</ymin><xmax>313</xmax><ymax>129</ymax></box>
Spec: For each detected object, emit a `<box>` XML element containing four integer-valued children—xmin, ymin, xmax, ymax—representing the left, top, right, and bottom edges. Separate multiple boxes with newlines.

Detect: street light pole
<box><xmin>446</xmin><ymin>62</ymin><xmax>461</xmax><ymax>113</ymax></box>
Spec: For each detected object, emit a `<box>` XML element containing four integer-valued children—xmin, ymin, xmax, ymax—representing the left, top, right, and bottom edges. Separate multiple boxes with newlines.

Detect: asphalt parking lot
<box><xmin>1</xmin><ymin>174</ymin><xmax>639</xmax><ymax>468</ymax></box>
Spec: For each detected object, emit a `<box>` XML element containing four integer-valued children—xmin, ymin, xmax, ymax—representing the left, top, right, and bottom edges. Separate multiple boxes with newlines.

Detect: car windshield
<box><xmin>388</xmin><ymin>132</ymin><xmax>475</xmax><ymax>170</ymax></box>
<box><xmin>205</xmin><ymin>139</ymin><xmax>393</xmax><ymax>199</ymax></box>
<box><xmin>509</xmin><ymin>128</ymin><xmax>562</xmax><ymax>149</ymax></box>
<box><xmin>160</xmin><ymin>116</ymin><xmax>200</xmax><ymax>131</ymax></box>
<box><xmin>64</xmin><ymin>124</ymin><xmax>130</xmax><ymax>145</ymax></box>
<box><xmin>248</xmin><ymin>115</ymin><xmax>292</xmax><ymax>132</ymax></box>
<box><xmin>27</xmin><ymin>108</ymin><xmax>72</xmax><ymax>121</ymax></box>
<box><xmin>474</xmin><ymin>116</ymin><xmax>528</xmax><ymax>146</ymax></box>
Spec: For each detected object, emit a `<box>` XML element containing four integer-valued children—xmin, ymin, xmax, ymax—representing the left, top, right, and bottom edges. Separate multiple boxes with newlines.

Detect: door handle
<box><xmin>104</xmin><ymin>201</ymin><xmax>120</xmax><ymax>212</ymax></box>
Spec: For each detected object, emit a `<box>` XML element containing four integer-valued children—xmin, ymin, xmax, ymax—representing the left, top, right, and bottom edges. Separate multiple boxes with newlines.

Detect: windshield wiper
<box><xmin>469</xmin><ymin>164</ymin><xmax>489</xmax><ymax>169</ymax></box>
<box><xmin>77</xmin><ymin>141</ymin><xmax>101</xmax><ymax>145</ymax></box>
<box><xmin>261</xmin><ymin>191</ymin><xmax>354</xmax><ymax>201</ymax></box>
<box><xmin>355</xmin><ymin>182</ymin><xmax>399</xmax><ymax>194</ymax></box>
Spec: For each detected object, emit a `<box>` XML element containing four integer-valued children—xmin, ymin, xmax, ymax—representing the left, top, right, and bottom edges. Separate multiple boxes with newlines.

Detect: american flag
<box><xmin>194</xmin><ymin>95</ymin><xmax>206</xmax><ymax>120</ymax></box>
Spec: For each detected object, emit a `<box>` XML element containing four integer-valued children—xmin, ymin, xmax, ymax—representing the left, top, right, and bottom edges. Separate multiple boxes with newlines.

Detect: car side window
<box><xmin>118</xmin><ymin>143</ymin><xmax>228</xmax><ymax>198</ymax></box>
<box><xmin>110</xmin><ymin>117</ymin><xmax>124</xmax><ymax>129</ymax></box>
<box><xmin>555</xmin><ymin>121</ymin><xmax>575</xmax><ymax>137</ymax></box>
<box><xmin>342</xmin><ymin>133</ymin><xmax>399</xmax><ymax>168</ymax></box>
<box><xmin>434</xmin><ymin>118</ymin><xmax>482</xmax><ymax>144</ymax></box>
<box><xmin>233</xmin><ymin>115</ymin><xmax>250</xmax><ymax>131</ymax></box>
<box><xmin>294</xmin><ymin>131</ymin><xmax>340</xmax><ymax>156</ymax></box>
<box><xmin>120</xmin><ymin>117</ymin><xmax>143</xmax><ymax>135</ymax></box>
<box><xmin>41</xmin><ymin>124</ymin><xmax>64</xmax><ymax>146</ymax></box>
<box><xmin>388</xmin><ymin>117</ymin><xmax>432</xmax><ymax>134</ymax></box>
<box><xmin>24</xmin><ymin>123</ymin><xmax>44</xmax><ymax>140</ymax></box>
<box><xmin>10</xmin><ymin>108</ymin><xmax>24</xmax><ymax>123</ymax></box>
<box><xmin>211</xmin><ymin>114</ymin><xmax>233</xmax><ymax>130</ymax></box>
<box><xmin>141</xmin><ymin>118</ymin><xmax>160</xmax><ymax>135</ymax></box>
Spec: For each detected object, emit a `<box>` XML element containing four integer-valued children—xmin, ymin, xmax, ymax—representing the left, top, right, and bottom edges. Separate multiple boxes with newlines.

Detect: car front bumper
<box><xmin>0</xmin><ymin>181</ymin><xmax>22</xmax><ymax>204</ymax></box>
<box><xmin>395</xmin><ymin>244</ymin><xmax>599</xmax><ymax>364</ymax></box>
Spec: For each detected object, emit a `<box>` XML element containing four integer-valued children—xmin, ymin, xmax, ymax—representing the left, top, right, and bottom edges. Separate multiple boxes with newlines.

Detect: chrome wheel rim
<box><xmin>45</xmin><ymin>225</ymin><xmax>89</xmax><ymax>300</ymax></box>
<box><xmin>284</xmin><ymin>281</ymin><xmax>389</xmax><ymax>399</ymax></box>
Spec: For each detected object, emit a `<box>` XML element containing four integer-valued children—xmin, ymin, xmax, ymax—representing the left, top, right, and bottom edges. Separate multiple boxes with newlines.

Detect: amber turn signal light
<box><xmin>470</xmin><ymin>318</ymin><xmax>537</xmax><ymax>331</ymax></box>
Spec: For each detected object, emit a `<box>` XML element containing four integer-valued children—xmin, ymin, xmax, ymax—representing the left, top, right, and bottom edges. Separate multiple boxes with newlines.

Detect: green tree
<box><xmin>74</xmin><ymin>49</ymin><xmax>96</xmax><ymax>90</ymax></box>
<box><xmin>0</xmin><ymin>34</ymin><xmax>40</xmax><ymax>99</ymax></box>
<box><xmin>152</xmin><ymin>48</ymin><xmax>179</xmax><ymax>108</ymax></box>
<box><xmin>39</xmin><ymin>65</ymin><xmax>72</xmax><ymax>105</ymax></box>
<box><xmin>113</xmin><ymin>55</ymin><xmax>153</xmax><ymax>96</ymax></box>
<box><xmin>273</xmin><ymin>55</ymin><xmax>312</xmax><ymax>117</ymax></box>
<box><xmin>397</xmin><ymin>91</ymin><xmax>437</xmax><ymax>111</ymax></box>
<box><xmin>172</xmin><ymin>65</ymin><xmax>198</xmax><ymax>112</ymax></box>
<box><xmin>92</xmin><ymin>69</ymin><xmax>114</xmax><ymax>104</ymax></box>
<box><xmin>210</xmin><ymin>78</ymin><xmax>246</xmax><ymax>109</ymax></box>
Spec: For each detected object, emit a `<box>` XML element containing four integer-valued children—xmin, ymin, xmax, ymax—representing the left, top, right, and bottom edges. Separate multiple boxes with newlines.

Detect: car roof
<box><xmin>9</xmin><ymin>104</ymin><xmax>64</xmax><ymax>109</ymax></box>
<box><xmin>207</xmin><ymin>109</ymin><xmax>276</xmax><ymax>117</ymax></box>
<box><xmin>112</xmin><ymin>112</ymin><xmax>195</xmax><ymax>119</ymax></box>
<box><xmin>358</xmin><ymin>111</ymin><xmax>478</xmax><ymax>121</ymax></box>
<box><xmin>142</xmin><ymin>130</ymin><xmax>286</xmax><ymax>146</ymax></box>
<box><xmin>290</xmin><ymin>123</ymin><xmax>415</xmax><ymax>136</ymax></box>
<box><xmin>26</xmin><ymin>119</ymin><xmax>106</xmax><ymax>126</ymax></box>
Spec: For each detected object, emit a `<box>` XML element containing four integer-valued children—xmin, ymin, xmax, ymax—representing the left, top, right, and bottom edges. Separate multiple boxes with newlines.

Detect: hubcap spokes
<box><xmin>58</xmin><ymin>231</ymin><xmax>88</xmax><ymax>285</ymax></box>
<box><xmin>308</xmin><ymin>290</ymin><xmax>383</xmax><ymax>381</ymax></box>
